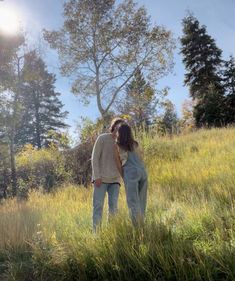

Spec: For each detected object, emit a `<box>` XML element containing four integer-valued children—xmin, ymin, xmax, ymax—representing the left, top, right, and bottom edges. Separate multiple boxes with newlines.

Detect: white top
<box><xmin>118</xmin><ymin>147</ymin><xmax>128</xmax><ymax>166</ymax></box>
<box><xmin>118</xmin><ymin>144</ymin><xmax>143</xmax><ymax>166</ymax></box>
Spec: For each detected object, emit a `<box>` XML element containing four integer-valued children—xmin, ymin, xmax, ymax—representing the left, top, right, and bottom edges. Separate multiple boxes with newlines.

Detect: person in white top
<box><xmin>114</xmin><ymin>123</ymin><xmax>148</xmax><ymax>226</ymax></box>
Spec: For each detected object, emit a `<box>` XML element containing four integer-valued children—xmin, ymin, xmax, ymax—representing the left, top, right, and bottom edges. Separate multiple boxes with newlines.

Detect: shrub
<box><xmin>16</xmin><ymin>144</ymin><xmax>70</xmax><ymax>193</ymax></box>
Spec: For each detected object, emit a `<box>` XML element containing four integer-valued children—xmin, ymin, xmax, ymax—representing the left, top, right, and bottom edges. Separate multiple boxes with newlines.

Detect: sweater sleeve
<box><xmin>91</xmin><ymin>135</ymin><xmax>103</xmax><ymax>180</ymax></box>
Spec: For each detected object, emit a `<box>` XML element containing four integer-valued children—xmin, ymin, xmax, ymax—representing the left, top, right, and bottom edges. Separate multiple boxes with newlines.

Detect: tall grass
<box><xmin>0</xmin><ymin>128</ymin><xmax>235</xmax><ymax>280</ymax></box>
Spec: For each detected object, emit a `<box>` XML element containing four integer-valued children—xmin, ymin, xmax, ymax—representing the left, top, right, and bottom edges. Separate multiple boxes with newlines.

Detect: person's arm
<box><xmin>91</xmin><ymin>135</ymin><xmax>103</xmax><ymax>187</ymax></box>
<box><xmin>114</xmin><ymin>144</ymin><xmax>123</xmax><ymax>178</ymax></box>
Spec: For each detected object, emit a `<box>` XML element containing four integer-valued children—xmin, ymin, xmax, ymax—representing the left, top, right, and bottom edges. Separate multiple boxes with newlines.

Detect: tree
<box><xmin>223</xmin><ymin>55</ymin><xmax>235</xmax><ymax>124</ymax></box>
<box><xmin>180</xmin><ymin>14</ymin><xmax>225</xmax><ymax>127</ymax></box>
<box><xmin>155</xmin><ymin>100</ymin><xmax>179</xmax><ymax>135</ymax></box>
<box><xmin>193</xmin><ymin>83</ymin><xmax>225</xmax><ymax>127</ymax></box>
<box><xmin>0</xmin><ymin>31</ymin><xmax>25</xmax><ymax>195</ymax></box>
<box><xmin>180</xmin><ymin>99</ymin><xmax>195</xmax><ymax>131</ymax></box>
<box><xmin>43</xmin><ymin>0</ymin><xmax>175</xmax><ymax>122</ymax></box>
<box><xmin>0</xmin><ymin>95</ymin><xmax>10</xmax><ymax>198</ymax></box>
<box><xmin>16</xmin><ymin>50</ymin><xmax>69</xmax><ymax>148</ymax></box>
<box><xmin>0</xmin><ymin>32</ymin><xmax>24</xmax><ymax>90</ymax></box>
<box><xmin>0</xmin><ymin>143</ymin><xmax>10</xmax><ymax>199</ymax></box>
<box><xmin>117</xmin><ymin>68</ymin><xmax>157</xmax><ymax>129</ymax></box>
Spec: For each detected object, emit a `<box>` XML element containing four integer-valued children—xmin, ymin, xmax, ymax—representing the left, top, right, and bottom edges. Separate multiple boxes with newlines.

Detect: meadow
<box><xmin>0</xmin><ymin>128</ymin><xmax>235</xmax><ymax>281</ymax></box>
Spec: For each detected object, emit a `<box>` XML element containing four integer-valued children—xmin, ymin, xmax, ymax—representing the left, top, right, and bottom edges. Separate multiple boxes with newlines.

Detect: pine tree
<box><xmin>118</xmin><ymin>68</ymin><xmax>156</xmax><ymax>129</ymax></box>
<box><xmin>180</xmin><ymin>14</ymin><xmax>225</xmax><ymax>127</ymax></box>
<box><xmin>158</xmin><ymin>100</ymin><xmax>178</xmax><ymax>135</ymax></box>
<box><xmin>193</xmin><ymin>83</ymin><xmax>225</xmax><ymax>127</ymax></box>
<box><xmin>0</xmin><ymin>33</ymin><xmax>24</xmax><ymax>90</ymax></box>
<box><xmin>223</xmin><ymin>56</ymin><xmax>235</xmax><ymax>124</ymax></box>
<box><xmin>16</xmin><ymin>51</ymin><xmax>68</xmax><ymax>148</ymax></box>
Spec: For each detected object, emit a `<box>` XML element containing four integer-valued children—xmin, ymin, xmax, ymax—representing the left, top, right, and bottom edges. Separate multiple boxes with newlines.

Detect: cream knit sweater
<box><xmin>91</xmin><ymin>133</ymin><xmax>121</xmax><ymax>184</ymax></box>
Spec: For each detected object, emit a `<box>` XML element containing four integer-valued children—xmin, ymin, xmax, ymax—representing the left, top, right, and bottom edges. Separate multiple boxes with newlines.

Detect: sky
<box><xmin>1</xmin><ymin>0</ymin><xmax>235</xmax><ymax>136</ymax></box>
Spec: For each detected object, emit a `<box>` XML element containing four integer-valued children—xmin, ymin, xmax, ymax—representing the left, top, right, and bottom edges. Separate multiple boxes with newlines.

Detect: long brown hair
<box><xmin>109</xmin><ymin>117</ymin><xmax>125</xmax><ymax>133</ymax></box>
<box><xmin>116</xmin><ymin>123</ymin><xmax>138</xmax><ymax>151</ymax></box>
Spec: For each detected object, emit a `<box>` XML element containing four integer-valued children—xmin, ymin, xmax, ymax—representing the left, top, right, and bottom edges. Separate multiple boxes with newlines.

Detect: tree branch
<box><xmin>104</xmin><ymin>47</ymin><xmax>153</xmax><ymax>114</ymax></box>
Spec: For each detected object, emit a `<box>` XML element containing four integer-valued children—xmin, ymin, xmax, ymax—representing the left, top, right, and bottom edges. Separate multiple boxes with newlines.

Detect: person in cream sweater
<box><xmin>91</xmin><ymin>117</ymin><xmax>125</xmax><ymax>232</ymax></box>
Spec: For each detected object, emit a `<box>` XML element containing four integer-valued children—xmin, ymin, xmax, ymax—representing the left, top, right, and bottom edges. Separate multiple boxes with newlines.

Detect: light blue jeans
<box><xmin>92</xmin><ymin>183</ymin><xmax>120</xmax><ymax>231</ymax></box>
<box><xmin>123</xmin><ymin>164</ymin><xmax>148</xmax><ymax>226</ymax></box>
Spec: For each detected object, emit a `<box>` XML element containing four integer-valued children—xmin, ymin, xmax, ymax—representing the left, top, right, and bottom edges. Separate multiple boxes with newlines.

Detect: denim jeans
<box><xmin>92</xmin><ymin>183</ymin><xmax>120</xmax><ymax>231</ymax></box>
<box><xmin>123</xmin><ymin>166</ymin><xmax>148</xmax><ymax>226</ymax></box>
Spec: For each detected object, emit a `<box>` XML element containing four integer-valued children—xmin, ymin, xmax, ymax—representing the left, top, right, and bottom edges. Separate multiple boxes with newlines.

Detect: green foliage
<box><xmin>46</xmin><ymin>130</ymin><xmax>71</xmax><ymax>149</ymax></box>
<box><xmin>181</xmin><ymin>14</ymin><xmax>222</xmax><ymax>100</ymax></box>
<box><xmin>154</xmin><ymin>100</ymin><xmax>179</xmax><ymax>135</ymax></box>
<box><xmin>76</xmin><ymin>117</ymin><xmax>104</xmax><ymax>143</ymax></box>
<box><xmin>180</xmin><ymin>14</ymin><xmax>225</xmax><ymax>127</ymax></box>
<box><xmin>16</xmin><ymin>50</ymin><xmax>68</xmax><ymax>148</ymax></box>
<box><xmin>117</xmin><ymin>68</ymin><xmax>158</xmax><ymax>129</ymax></box>
<box><xmin>0</xmin><ymin>144</ymin><xmax>10</xmax><ymax>199</ymax></box>
<box><xmin>65</xmin><ymin>141</ymin><xmax>94</xmax><ymax>187</ymax></box>
<box><xmin>16</xmin><ymin>144</ymin><xmax>70</xmax><ymax>193</ymax></box>
<box><xmin>0</xmin><ymin>39</ymin><xmax>68</xmax><ymax>197</ymax></box>
<box><xmin>223</xmin><ymin>55</ymin><xmax>235</xmax><ymax>124</ymax></box>
<box><xmin>193</xmin><ymin>83</ymin><xmax>225</xmax><ymax>127</ymax></box>
<box><xmin>0</xmin><ymin>32</ymin><xmax>25</xmax><ymax>90</ymax></box>
<box><xmin>65</xmin><ymin>117</ymin><xmax>108</xmax><ymax>186</ymax></box>
<box><xmin>0</xmin><ymin>31</ymin><xmax>26</xmax><ymax>196</ymax></box>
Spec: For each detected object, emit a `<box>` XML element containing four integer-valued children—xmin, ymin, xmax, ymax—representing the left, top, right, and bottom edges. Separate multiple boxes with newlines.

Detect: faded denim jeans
<box><xmin>123</xmin><ymin>166</ymin><xmax>148</xmax><ymax>226</ymax></box>
<box><xmin>92</xmin><ymin>183</ymin><xmax>120</xmax><ymax>232</ymax></box>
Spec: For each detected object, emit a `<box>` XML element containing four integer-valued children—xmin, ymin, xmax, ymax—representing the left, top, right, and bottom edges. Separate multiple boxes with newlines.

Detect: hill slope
<box><xmin>0</xmin><ymin>128</ymin><xmax>235</xmax><ymax>280</ymax></box>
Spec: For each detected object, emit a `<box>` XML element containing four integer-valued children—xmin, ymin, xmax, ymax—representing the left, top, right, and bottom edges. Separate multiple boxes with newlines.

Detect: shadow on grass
<box><xmin>1</xmin><ymin>216</ymin><xmax>235</xmax><ymax>281</ymax></box>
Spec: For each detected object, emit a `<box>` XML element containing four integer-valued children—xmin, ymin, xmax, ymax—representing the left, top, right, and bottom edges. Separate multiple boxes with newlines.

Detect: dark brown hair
<box><xmin>109</xmin><ymin>117</ymin><xmax>125</xmax><ymax>133</ymax></box>
<box><xmin>116</xmin><ymin>123</ymin><xmax>138</xmax><ymax>151</ymax></box>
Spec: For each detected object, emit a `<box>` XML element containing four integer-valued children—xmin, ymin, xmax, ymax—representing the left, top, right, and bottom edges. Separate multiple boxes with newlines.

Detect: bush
<box><xmin>65</xmin><ymin>117</ymin><xmax>108</xmax><ymax>187</ymax></box>
<box><xmin>64</xmin><ymin>140</ymin><xmax>94</xmax><ymax>187</ymax></box>
<box><xmin>0</xmin><ymin>144</ymin><xmax>11</xmax><ymax>199</ymax></box>
<box><xmin>16</xmin><ymin>144</ymin><xmax>70</xmax><ymax>193</ymax></box>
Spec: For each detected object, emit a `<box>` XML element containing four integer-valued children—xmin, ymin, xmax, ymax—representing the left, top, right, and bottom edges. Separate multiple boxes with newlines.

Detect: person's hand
<box><xmin>94</xmin><ymin>178</ymin><xmax>102</xmax><ymax>187</ymax></box>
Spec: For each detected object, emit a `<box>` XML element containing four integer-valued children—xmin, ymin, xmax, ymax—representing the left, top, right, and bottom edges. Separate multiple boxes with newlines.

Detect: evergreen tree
<box><xmin>0</xmin><ymin>32</ymin><xmax>24</xmax><ymax>90</ymax></box>
<box><xmin>193</xmin><ymin>83</ymin><xmax>225</xmax><ymax>127</ymax></box>
<box><xmin>160</xmin><ymin>100</ymin><xmax>178</xmax><ymax>135</ymax></box>
<box><xmin>180</xmin><ymin>14</ymin><xmax>225</xmax><ymax>127</ymax></box>
<box><xmin>223</xmin><ymin>55</ymin><xmax>235</xmax><ymax>124</ymax></box>
<box><xmin>16</xmin><ymin>51</ymin><xmax>68</xmax><ymax>148</ymax></box>
<box><xmin>118</xmin><ymin>68</ymin><xmax>156</xmax><ymax>128</ymax></box>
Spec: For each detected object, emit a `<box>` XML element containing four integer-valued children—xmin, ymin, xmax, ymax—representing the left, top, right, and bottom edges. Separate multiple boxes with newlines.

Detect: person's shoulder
<box><xmin>100</xmin><ymin>133</ymin><xmax>112</xmax><ymax>138</ymax></box>
<box><xmin>96</xmin><ymin>133</ymin><xmax>112</xmax><ymax>141</ymax></box>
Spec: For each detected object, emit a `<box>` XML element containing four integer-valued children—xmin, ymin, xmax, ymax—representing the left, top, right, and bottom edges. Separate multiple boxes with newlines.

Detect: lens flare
<box><xmin>0</xmin><ymin>5</ymin><xmax>20</xmax><ymax>34</ymax></box>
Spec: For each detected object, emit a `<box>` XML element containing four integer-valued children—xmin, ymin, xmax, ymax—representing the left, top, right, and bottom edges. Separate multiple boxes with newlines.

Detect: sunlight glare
<box><xmin>0</xmin><ymin>5</ymin><xmax>20</xmax><ymax>35</ymax></box>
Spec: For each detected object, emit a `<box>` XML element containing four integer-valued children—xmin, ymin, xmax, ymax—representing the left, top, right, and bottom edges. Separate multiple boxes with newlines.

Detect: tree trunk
<box><xmin>10</xmin><ymin>55</ymin><xmax>23</xmax><ymax>196</ymax></box>
<box><xmin>34</xmin><ymin>92</ymin><xmax>41</xmax><ymax>148</ymax></box>
<box><xmin>9</xmin><ymin>136</ymin><xmax>17</xmax><ymax>196</ymax></box>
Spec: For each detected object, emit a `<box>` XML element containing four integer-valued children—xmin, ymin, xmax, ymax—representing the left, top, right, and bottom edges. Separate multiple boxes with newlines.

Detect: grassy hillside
<box><xmin>0</xmin><ymin>128</ymin><xmax>235</xmax><ymax>280</ymax></box>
